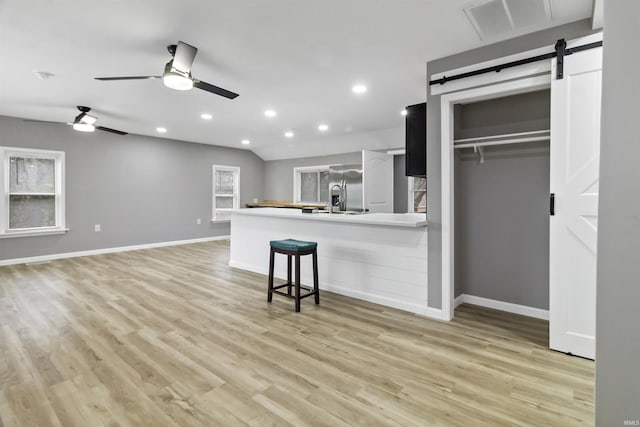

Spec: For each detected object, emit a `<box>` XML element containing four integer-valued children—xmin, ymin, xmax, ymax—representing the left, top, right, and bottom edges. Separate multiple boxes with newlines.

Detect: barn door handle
<box><xmin>550</xmin><ymin>193</ymin><xmax>555</xmax><ymax>216</ymax></box>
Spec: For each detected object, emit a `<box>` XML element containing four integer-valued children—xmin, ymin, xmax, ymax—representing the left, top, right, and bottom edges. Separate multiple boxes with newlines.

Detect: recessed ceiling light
<box><xmin>284</xmin><ymin>130</ymin><xmax>294</xmax><ymax>138</ymax></box>
<box><xmin>241</xmin><ymin>139</ymin><xmax>251</xmax><ymax>145</ymax></box>
<box><xmin>264</xmin><ymin>110</ymin><xmax>277</xmax><ymax>118</ymax></box>
<box><xmin>201</xmin><ymin>113</ymin><xmax>213</xmax><ymax>120</ymax></box>
<box><xmin>156</xmin><ymin>127</ymin><xmax>167</xmax><ymax>133</ymax></box>
<box><xmin>401</xmin><ymin>109</ymin><xmax>408</xmax><ymax>116</ymax></box>
<box><xmin>352</xmin><ymin>84</ymin><xmax>367</xmax><ymax>94</ymax></box>
<box><xmin>318</xmin><ymin>124</ymin><xmax>329</xmax><ymax>132</ymax></box>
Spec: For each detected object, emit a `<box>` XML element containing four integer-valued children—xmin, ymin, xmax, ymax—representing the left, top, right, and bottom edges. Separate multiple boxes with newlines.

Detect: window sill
<box><xmin>210</xmin><ymin>219</ymin><xmax>231</xmax><ymax>224</ymax></box>
<box><xmin>0</xmin><ymin>228</ymin><xmax>70</xmax><ymax>239</ymax></box>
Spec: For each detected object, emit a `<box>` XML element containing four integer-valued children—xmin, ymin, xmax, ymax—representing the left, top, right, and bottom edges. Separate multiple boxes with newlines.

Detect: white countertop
<box><xmin>232</xmin><ymin>207</ymin><xmax>427</xmax><ymax>228</ymax></box>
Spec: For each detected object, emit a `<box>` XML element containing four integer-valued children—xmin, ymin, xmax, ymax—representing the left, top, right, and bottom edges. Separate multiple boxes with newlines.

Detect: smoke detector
<box><xmin>33</xmin><ymin>71</ymin><xmax>55</xmax><ymax>80</ymax></box>
<box><xmin>464</xmin><ymin>0</ymin><xmax>552</xmax><ymax>40</ymax></box>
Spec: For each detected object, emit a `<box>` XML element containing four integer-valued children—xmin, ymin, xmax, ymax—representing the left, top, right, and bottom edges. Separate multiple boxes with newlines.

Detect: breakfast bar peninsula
<box><xmin>229</xmin><ymin>208</ymin><xmax>428</xmax><ymax>315</ymax></box>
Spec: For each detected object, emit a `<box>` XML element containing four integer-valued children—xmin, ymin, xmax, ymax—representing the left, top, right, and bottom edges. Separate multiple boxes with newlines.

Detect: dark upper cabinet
<box><xmin>405</xmin><ymin>102</ymin><xmax>426</xmax><ymax>177</ymax></box>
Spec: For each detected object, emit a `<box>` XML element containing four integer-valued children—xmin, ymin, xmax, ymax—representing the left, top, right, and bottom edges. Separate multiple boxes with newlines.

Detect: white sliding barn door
<box><xmin>362</xmin><ymin>150</ymin><xmax>393</xmax><ymax>213</ymax></box>
<box><xmin>549</xmin><ymin>47</ymin><xmax>602</xmax><ymax>359</ymax></box>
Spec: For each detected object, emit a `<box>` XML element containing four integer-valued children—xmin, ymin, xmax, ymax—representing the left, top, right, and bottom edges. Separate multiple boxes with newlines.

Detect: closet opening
<box><xmin>452</xmin><ymin>89</ymin><xmax>551</xmax><ymax>341</ymax></box>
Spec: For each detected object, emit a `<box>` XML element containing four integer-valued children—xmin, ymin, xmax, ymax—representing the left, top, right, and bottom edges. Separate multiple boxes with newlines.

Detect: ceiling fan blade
<box><xmin>193</xmin><ymin>80</ymin><xmax>239</xmax><ymax>99</ymax></box>
<box><xmin>94</xmin><ymin>76</ymin><xmax>160</xmax><ymax>81</ymax></box>
<box><xmin>172</xmin><ymin>41</ymin><xmax>198</xmax><ymax>74</ymax></box>
<box><xmin>96</xmin><ymin>126</ymin><xmax>128</xmax><ymax>135</ymax></box>
<box><xmin>22</xmin><ymin>119</ymin><xmax>64</xmax><ymax>124</ymax></box>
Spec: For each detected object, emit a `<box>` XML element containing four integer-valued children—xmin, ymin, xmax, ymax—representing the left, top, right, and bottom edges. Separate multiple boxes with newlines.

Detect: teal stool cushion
<box><xmin>270</xmin><ymin>239</ymin><xmax>317</xmax><ymax>252</ymax></box>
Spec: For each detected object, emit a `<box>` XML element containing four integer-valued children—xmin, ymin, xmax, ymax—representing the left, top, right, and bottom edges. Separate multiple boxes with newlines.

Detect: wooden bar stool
<box><xmin>267</xmin><ymin>239</ymin><xmax>319</xmax><ymax>312</ymax></box>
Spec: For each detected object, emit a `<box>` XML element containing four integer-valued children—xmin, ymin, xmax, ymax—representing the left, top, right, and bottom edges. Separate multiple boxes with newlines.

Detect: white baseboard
<box><xmin>454</xmin><ymin>294</ymin><xmax>464</xmax><ymax>308</ymax></box>
<box><xmin>0</xmin><ymin>235</ymin><xmax>230</xmax><ymax>267</ymax></box>
<box><xmin>229</xmin><ymin>259</ymin><xmax>442</xmax><ymax>320</ymax></box>
<box><xmin>229</xmin><ymin>260</ymin><xmax>267</xmax><ymax>276</ymax></box>
<box><xmin>454</xmin><ymin>293</ymin><xmax>549</xmax><ymax>320</ymax></box>
<box><xmin>422</xmin><ymin>307</ymin><xmax>444</xmax><ymax>321</ymax></box>
<box><xmin>322</xmin><ymin>283</ymin><xmax>434</xmax><ymax>318</ymax></box>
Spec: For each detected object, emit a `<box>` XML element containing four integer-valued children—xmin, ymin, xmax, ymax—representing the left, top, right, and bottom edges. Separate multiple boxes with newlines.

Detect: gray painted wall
<box><xmin>393</xmin><ymin>154</ymin><xmax>408</xmax><ymax>213</ymax></box>
<box><xmin>454</xmin><ymin>90</ymin><xmax>550</xmax><ymax>140</ymax></box>
<box><xmin>426</xmin><ymin>19</ymin><xmax>596</xmax><ymax>308</ymax></box>
<box><xmin>454</xmin><ymin>92</ymin><xmax>550</xmax><ymax>309</ymax></box>
<box><xmin>263</xmin><ymin>152</ymin><xmax>362</xmax><ymax>201</ymax></box>
<box><xmin>596</xmin><ymin>1</ymin><xmax>640</xmax><ymax>424</ymax></box>
<box><xmin>0</xmin><ymin>115</ymin><xmax>264</xmax><ymax>261</ymax></box>
<box><xmin>454</xmin><ymin>144</ymin><xmax>550</xmax><ymax>308</ymax></box>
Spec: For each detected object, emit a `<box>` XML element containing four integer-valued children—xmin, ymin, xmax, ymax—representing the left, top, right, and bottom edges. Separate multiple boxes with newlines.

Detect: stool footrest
<box><xmin>272</xmin><ymin>290</ymin><xmax>318</xmax><ymax>300</ymax></box>
<box><xmin>272</xmin><ymin>283</ymin><xmax>313</xmax><ymax>293</ymax></box>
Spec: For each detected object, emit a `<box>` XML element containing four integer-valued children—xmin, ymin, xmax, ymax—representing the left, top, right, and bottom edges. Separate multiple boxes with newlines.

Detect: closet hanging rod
<box><xmin>453</xmin><ymin>129</ymin><xmax>550</xmax><ymax>144</ymax></box>
<box><xmin>429</xmin><ymin>39</ymin><xmax>603</xmax><ymax>85</ymax></box>
<box><xmin>454</xmin><ymin>135</ymin><xmax>550</xmax><ymax>149</ymax></box>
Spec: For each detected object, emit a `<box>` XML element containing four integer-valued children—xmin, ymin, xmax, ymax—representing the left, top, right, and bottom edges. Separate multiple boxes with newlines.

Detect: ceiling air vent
<box><xmin>464</xmin><ymin>0</ymin><xmax>552</xmax><ymax>40</ymax></box>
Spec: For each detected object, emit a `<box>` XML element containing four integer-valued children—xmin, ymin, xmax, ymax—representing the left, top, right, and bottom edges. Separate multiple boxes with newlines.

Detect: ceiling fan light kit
<box><xmin>72</xmin><ymin>122</ymin><xmax>95</xmax><ymax>132</ymax></box>
<box><xmin>162</xmin><ymin>71</ymin><xmax>194</xmax><ymax>91</ymax></box>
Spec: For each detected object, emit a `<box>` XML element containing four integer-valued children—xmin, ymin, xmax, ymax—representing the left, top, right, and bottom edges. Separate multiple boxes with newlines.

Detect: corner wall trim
<box><xmin>0</xmin><ymin>235</ymin><xmax>230</xmax><ymax>267</ymax></box>
<box><xmin>454</xmin><ymin>293</ymin><xmax>549</xmax><ymax>320</ymax></box>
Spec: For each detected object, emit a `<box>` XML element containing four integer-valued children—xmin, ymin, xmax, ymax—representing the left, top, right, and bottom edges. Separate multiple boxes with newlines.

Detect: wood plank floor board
<box><xmin>0</xmin><ymin>240</ymin><xmax>594</xmax><ymax>426</ymax></box>
<box><xmin>4</xmin><ymin>380</ymin><xmax>63</xmax><ymax>427</ymax></box>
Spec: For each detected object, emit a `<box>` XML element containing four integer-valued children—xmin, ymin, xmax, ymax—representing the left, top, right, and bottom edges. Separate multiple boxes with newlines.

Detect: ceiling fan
<box><xmin>94</xmin><ymin>41</ymin><xmax>239</xmax><ymax>99</ymax></box>
<box><xmin>25</xmin><ymin>106</ymin><xmax>128</xmax><ymax>135</ymax></box>
<box><xmin>70</xmin><ymin>106</ymin><xmax>127</xmax><ymax>134</ymax></box>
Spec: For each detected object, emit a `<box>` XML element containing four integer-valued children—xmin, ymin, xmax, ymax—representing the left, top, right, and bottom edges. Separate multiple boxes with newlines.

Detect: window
<box><xmin>212</xmin><ymin>165</ymin><xmax>240</xmax><ymax>221</ymax></box>
<box><xmin>293</xmin><ymin>165</ymin><xmax>330</xmax><ymax>205</ymax></box>
<box><xmin>1</xmin><ymin>146</ymin><xmax>66</xmax><ymax>237</ymax></box>
<box><xmin>408</xmin><ymin>176</ymin><xmax>427</xmax><ymax>213</ymax></box>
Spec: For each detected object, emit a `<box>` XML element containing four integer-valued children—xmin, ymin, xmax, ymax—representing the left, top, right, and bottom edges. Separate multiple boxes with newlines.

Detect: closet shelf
<box><xmin>453</xmin><ymin>129</ymin><xmax>550</xmax><ymax>149</ymax></box>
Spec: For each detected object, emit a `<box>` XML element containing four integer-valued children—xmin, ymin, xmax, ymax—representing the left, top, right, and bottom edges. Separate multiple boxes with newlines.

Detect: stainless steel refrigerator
<box><xmin>328</xmin><ymin>164</ymin><xmax>363</xmax><ymax>212</ymax></box>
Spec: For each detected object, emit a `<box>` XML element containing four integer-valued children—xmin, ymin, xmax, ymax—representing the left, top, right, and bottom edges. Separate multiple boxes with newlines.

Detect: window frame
<box><xmin>211</xmin><ymin>164</ymin><xmax>240</xmax><ymax>222</ymax></box>
<box><xmin>0</xmin><ymin>146</ymin><xmax>67</xmax><ymax>238</ymax></box>
<box><xmin>408</xmin><ymin>176</ymin><xmax>427</xmax><ymax>213</ymax></box>
<box><xmin>293</xmin><ymin>165</ymin><xmax>330</xmax><ymax>205</ymax></box>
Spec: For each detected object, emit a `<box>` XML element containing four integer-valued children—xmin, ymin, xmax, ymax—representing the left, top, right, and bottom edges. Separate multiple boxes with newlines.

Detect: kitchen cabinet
<box><xmin>405</xmin><ymin>102</ymin><xmax>426</xmax><ymax>177</ymax></box>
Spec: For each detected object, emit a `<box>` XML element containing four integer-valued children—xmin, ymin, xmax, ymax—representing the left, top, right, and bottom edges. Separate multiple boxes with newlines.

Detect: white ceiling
<box><xmin>0</xmin><ymin>0</ymin><xmax>592</xmax><ymax>160</ymax></box>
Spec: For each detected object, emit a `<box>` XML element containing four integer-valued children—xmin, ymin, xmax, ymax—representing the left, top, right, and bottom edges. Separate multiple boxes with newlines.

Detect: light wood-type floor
<box><xmin>0</xmin><ymin>240</ymin><xmax>594</xmax><ymax>426</ymax></box>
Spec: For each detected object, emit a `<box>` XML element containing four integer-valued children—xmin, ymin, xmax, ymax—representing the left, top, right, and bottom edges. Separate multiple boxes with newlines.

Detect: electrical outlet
<box><xmin>94</xmin><ymin>224</ymin><xmax>101</xmax><ymax>232</ymax></box>
<box><xmin>196</xmin><ymin>218</ymin><xmax>202</xmax><ymax>225</ymax></box>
